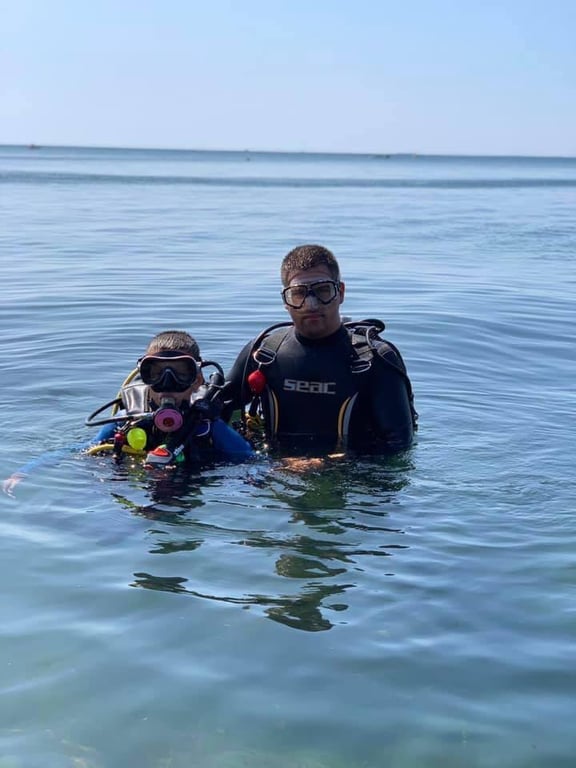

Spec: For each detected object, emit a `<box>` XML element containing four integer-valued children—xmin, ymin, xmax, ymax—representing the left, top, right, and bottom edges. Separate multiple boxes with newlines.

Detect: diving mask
<box><xmin>139</xmin><ymin>353</ymin><xmax>199</xmax><ymax>393</ymax></box>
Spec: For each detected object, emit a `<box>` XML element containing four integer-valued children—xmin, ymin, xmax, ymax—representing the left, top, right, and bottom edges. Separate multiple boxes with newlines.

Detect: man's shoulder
<box><xmin>372</xmin><ymin>338</ymin><xmax>406</xmax><ymax>365</ymax></box>
<box><xmin>344</xmin><ymin>320</ymin><xmax>409</xmax><ymax>375</ymax></box>
<box><xmin>237</xmin><ymin>323</ymin><xmax>296</xmax><ymax>358</ymax></box>
<box><xmin>260</xmin><ymin>325</ymin><xmax>296</xmax><ymax>344</ymax></box>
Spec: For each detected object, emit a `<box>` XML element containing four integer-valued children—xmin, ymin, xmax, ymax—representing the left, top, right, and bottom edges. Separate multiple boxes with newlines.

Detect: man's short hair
<box><xmin>281</xmin><ymin>244</ymin><xmax>341</xmax><ymax>286</ymax></box>
<box><xmin>145</xmin><ymin>330</ymin><xmax>200</xmax><ymax>359</ymax></box>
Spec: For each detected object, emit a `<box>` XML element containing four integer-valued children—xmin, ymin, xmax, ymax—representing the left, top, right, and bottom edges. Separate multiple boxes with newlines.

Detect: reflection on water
<box><xmin>104</xmin><ymin>460</ymin><xmax>208</xmax><ymax>524</ymax></box>
<box><xmin>111</xmin><ymin>456</ymin><xmax>412</xmax><ymax>632</ymax></box>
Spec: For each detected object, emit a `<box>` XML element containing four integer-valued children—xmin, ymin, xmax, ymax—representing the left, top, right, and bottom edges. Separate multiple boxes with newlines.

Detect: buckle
<box><xmin>253</xmin><ymin>347</ymin><xmax>277</xmax><ymax>366</ymax></box>
<box><xmin>350</xmin><ymin>359</ymin><xmax>372</xmax><ymax>374</ymax></box>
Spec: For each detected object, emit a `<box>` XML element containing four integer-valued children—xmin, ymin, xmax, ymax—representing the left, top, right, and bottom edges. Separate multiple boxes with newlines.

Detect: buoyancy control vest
<box><xmin>240</xmin><ymin>319</ymin><xmax>417</xmax><ymax>448</ymax></box>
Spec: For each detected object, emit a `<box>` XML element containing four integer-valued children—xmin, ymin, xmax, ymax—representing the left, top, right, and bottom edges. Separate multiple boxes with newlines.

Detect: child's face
<box><xmin>151</xmin><ymin>373</ymin><xmax>203</xmax><ymax>406</ymax></box>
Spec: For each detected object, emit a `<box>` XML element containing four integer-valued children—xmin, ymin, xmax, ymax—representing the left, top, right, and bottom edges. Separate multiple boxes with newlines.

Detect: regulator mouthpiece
<box><xmin>153</xmin><ymin>399</ymin><xmax>183</xmax><ymax>432</ymax></box>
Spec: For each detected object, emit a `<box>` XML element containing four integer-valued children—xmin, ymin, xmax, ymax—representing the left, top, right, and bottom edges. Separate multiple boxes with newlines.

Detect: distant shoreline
<box><xmin>2</xmin><ymin>143</ymin><xmax>575</xmax><ymax>162</ymax></box>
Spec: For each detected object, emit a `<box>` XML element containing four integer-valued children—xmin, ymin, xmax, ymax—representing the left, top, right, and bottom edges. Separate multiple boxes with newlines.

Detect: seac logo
<box><xmin>283</xmin><ymin>379</ymin><xmax>336</xmax><ymax>395</ymax></box>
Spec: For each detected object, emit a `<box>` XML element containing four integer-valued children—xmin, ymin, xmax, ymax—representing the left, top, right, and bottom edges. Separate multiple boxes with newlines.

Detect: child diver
<box><xmin>2</xmin><ymin>330</ymin><xmax>253</xmax><ymax>496</ymax></box>
<box><xmin>86</xmin><ymin>330</ymin><xmax>253</xmax><ymax>466</ymax></box>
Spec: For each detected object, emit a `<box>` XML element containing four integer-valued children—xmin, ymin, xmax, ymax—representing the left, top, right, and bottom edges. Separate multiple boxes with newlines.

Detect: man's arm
<box><xmin>368</xmin><ymin>342</ymin><xmax>416</xmax><ymax>452</ymax></box>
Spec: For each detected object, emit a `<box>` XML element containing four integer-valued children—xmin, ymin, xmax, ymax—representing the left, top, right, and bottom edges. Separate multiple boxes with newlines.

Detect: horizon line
<box><xmin>2</xmin><ymin>142</ymin><xmax>576</xmax><ymax>161</ymax></box>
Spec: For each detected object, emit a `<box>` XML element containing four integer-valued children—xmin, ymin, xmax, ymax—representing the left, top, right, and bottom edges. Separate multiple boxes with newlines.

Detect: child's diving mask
<box><xmin>138</xmin><ymin>353</ymin><xmax>199</xmax><ymax>393</ymax></box>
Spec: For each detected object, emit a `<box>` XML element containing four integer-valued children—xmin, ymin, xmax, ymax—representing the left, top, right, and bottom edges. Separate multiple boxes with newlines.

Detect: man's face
<box><xmin>282</xmin><ymin>266</ymin><xmax>345</xmax><ymax>339</ymax></box>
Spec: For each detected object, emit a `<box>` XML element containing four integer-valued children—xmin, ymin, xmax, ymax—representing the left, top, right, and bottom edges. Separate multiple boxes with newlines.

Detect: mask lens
<box><xmin>282</xmin><ymin>281</ymin><xmax>339</xmax><ymax>308</ymax></box>
<box><xmin>283</xmin><ymin>286</ymin><xmax>308</xmax><ymax>308</ymax></box>
<box><xmin>313</xmin><ymin>281</ymin><xmax>338</xmax><ymax>304</ymax></box>
<box><xmin>139</xmin><ymin>355</ymin><xmax>198</xmax><ymax>391</ymax></box>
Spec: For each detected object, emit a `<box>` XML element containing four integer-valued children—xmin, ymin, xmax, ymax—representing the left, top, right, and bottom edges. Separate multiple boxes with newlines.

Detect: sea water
<box><xmin>0</xmin><ymin>145</ymin><xmax>575</xmax><ymax>767</ymax></box>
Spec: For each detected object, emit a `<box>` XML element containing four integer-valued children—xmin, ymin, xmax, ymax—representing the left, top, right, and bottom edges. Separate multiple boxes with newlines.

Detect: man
<box><xmin>223</xmin><ymin>245</ymin><xmax>416</xmax><ymax>454</ymax></box>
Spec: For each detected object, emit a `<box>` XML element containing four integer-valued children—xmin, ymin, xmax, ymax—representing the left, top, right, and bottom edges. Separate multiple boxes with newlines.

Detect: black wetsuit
<box><xmin>223</xmin><ymin>324</ymin><xmax>415</xmax><ymax>453</ymax></box>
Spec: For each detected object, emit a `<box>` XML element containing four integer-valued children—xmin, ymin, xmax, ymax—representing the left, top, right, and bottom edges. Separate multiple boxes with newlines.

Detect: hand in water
<box><xmin>2</xmin><ymin>473</ymin><xmax>25</xmax><ymax>497</ymax></box>
<box><xmin>280</xmin><ymin>453</ymin><xmax>345</xmax><ymax>474</ymax></box>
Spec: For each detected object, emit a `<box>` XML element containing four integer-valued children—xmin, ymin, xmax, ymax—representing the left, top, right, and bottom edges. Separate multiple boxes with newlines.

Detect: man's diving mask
<box><xmin>138</xmin><ymin>353</ymin><xmax>199</xmax><ymax>393</ymax></box>
<box><xmin>282</xmin><ymin>280</ymin><xmax>341</xmax><ymax>309</ymax></box>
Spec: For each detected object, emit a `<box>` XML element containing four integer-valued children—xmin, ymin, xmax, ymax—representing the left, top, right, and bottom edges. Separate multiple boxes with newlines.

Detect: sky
<box><xmin>1</xmin><ymin>0</ymin><xmax>575</xmax><ymax>156</ymax></box>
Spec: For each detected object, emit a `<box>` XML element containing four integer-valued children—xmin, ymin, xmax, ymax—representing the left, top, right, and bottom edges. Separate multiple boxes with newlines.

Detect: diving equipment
<box><xmin>153</xmin><ymin>398</ymin><xmax>184</xmax><ymax>432</ymax></box>
<box><xmin>85</xmin><ymin>360</ymin><xmax>228</xmax><ymax>466</ymax></box>
<box><xmin>139</xmin><ymin>354</ymin><xmax>199</xmax><ymax>394</ymax></box>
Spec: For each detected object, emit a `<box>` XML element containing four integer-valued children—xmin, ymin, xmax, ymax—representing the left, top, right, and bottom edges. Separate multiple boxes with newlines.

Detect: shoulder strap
<box><xmin>254</xmin><ymin>318</ymin><xmax>387</xmax><ymax>373</ymax></box>
<box><xmin>235</xmin><ymin>322</ymin><xmax>294</xmax><ymax>442</ymax></box>
<box><xmin>344</xmin><ymin>318</ymin><xmax>386</xmax><ymax>335</ymax></box>
<box><xmin>241</xmin><ymin>322</ymin><xmax>293</xmax><ymax>402</ymax></box>
<box><xmin>344</xmin><ymin>319</ymin><xmax>417</xmax><ymax>427</ymax></box>
<box><xmin>344</xmin><ymin>318</ymin><xmax>386</xmax><ymax>373</ymax></box>
<box><xmin>252</xmin><ymin>322</ymin><xmax>293</xmax><ymax>366</ymax></box>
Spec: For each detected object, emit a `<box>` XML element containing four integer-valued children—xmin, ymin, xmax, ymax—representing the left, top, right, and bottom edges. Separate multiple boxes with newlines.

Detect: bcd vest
<box><xmin>244</xmin><ymin>319</ymin><xmax>417</xmax><ymax>445</ymax></box>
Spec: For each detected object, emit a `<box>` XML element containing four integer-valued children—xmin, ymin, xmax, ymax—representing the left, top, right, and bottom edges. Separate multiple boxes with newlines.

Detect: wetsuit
<box><xmin>223</xmin><ymin>323</ymin><xmax>416</xmax><ymax>454</ymax></box>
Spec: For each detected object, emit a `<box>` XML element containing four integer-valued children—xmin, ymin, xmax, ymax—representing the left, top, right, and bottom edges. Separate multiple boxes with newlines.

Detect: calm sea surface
<box><xmin>1</xmin><ymin>145</ymin><xmax>575</xmax><ymax>767</ymax></box>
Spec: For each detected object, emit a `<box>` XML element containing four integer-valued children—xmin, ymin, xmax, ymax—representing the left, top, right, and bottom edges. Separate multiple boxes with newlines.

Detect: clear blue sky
<box><xmin>2</xmin><ymin>0</ymin><xmax>575</xmax><ymax>156</ymax></box>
